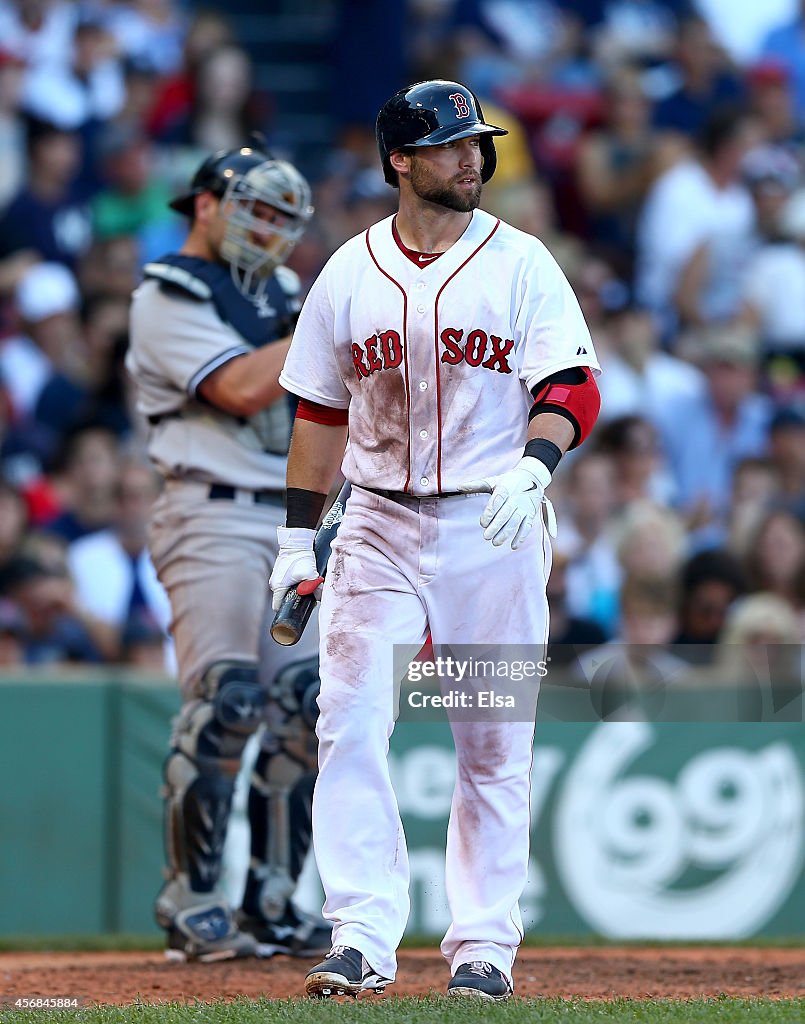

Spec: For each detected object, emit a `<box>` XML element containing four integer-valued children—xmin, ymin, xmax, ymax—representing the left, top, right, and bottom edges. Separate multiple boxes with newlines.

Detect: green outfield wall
<box><xmin>1</xmin><ymin>675</ymin><xmax>803</xmax><ymax>938</ymax></box>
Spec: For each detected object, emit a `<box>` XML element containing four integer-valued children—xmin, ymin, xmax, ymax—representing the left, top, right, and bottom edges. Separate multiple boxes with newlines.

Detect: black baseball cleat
<box><xmin>304</xmin><ymin>945</ymin><xmax>392</xmax><ymax>998</ymax></box>
<box><xmin>447</xmin><ymin>961</ymin><xmax>513</xmax><ymax>1001</ymax></box>
<box><xmin>237</xmin><ymin>903</ymin><xmax>332</xmax><ymax>958</ymax></box>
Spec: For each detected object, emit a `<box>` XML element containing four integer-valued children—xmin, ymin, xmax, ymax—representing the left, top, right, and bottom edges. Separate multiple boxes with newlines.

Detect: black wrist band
<box><xmin>524</xmin><ymin>438</ymin><xmax>562</xmax><ymax>474</ymax></box>
<box><xmin>286</xmin><ymin>487</ymin><xmax>327</xmax><ymax>529</ymax></box>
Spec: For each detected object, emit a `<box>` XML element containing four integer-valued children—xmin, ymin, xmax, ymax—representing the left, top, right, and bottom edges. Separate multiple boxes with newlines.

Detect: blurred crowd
<box><xmin>1</xmin><ymin>0</ymin><xmax>805</xmax><ymax>680</ymax></box>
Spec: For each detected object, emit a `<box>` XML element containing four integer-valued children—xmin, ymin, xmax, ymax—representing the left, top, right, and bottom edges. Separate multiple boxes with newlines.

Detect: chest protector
<box><xmin>143</xmin><ymin>253</ymin><xmax>301</xmax><ymax>348</ymax></box>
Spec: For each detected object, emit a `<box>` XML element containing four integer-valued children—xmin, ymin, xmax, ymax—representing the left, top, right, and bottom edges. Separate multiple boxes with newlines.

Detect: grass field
<box><xmin>3</xmin><ymin>996</ymin><xmax>804</xmax><ymax>1024</ymax></box>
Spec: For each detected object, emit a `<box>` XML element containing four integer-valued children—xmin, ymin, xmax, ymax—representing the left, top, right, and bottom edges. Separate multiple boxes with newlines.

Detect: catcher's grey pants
<box><xmin>313</xmin><ymin>485</ymin><xmax>550</xmax><ymax>985</ymax></box>
<box><xmin>148</xmin><ymin>479</ymin><xmax>320</xmax><ymax>904</ymax></box>
<box><xmin>148</xmin><ymin>479</ymin><xmax>319</xmax><ymax>696</ymax></box>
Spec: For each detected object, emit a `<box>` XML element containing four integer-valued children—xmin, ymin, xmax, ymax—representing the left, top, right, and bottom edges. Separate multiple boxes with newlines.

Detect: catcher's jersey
<box><xmin>280</xmin><ymin>210</ymin><xmax>599</xmax><ymax>493</ymax></box>
<box><xmin>127</xmin><ymin>256</ymin><xmax>300</xmax><ymax>491</ymax></box>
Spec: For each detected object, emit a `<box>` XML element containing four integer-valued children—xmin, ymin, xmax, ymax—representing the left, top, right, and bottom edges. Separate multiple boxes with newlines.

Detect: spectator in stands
<box><xmin>652</xmin><ymin>14</ymin><xmax>745</xmax><ymax>138</ymax></box>
<box><xmin>91</xmin><ymin>122</ymin><xmax>179</xmax><ymax>260</ymax></box>
<box><xmin>447</xmin><ymin>0</ymin><xmax>596</xmax><ymax>97</ymax></box>
<box><xmin>546</xmin><ymin>547</ymin><xmax>607</xmax><ymax>665</ymax></box>
<box><xmin>146</xmin><ymin>8</ymin><xmax>234</xmax><ymax>140</ymax></box>
<box><xmin>741</xmin><ymin>144</ymin><xmax>801</xmax><ymax>243</ymax></box>
<box><xmin>595</xmin><ymin>300</ymin><xmax>705</xmax><ymax>426</ymax></box>
<box><xmin>21</xmin><ymin>14</ymin><xmax>125</xmax><ymax>132</ymax></box>
<box><xmin>0</xmin><ymin>47</ymin><xmax>27</xmax><ymax>211</ymax></box>
<box><xmin>101</xmin><ymin>0</ymin><xmax>186</xmax><ymax>77</ymax></box>
<box><xmin>0</xmin><ymin>261</ymin><xmax>83</xmax><ymax>424</ymax></box>
<box><xmin>760</xmin><ymin>0</ymin><xmax>805</xmax><ymax>126</ymax></box>
<box><xmin>614</xmin><ymin>499</ymin><xmax>688</xmax><ymax>582</ymax></box>
<box><xmin>0</xmin><ymin>116</ymin><xmax>92</xmax><ymax>269</ymax></box>
<box><xmin>673</xmin><ymin>547</ymin><xmax>747</xmax><ymax>662</ymax></box>
<box><xmin>0</xmin><ymin>552</ymin><xmax>105</xmax><ymax>664</ymax></box>
<box><xmin>744</xmin><ymin>509</ymin><xmax>805</xmax><ymax>608</ymax></box>
<box><xmin>636</xmin><ymin>106</ymin><xmax>758</xmax><ymax>336</ymax></box>
<box><xmin>584</xmin><ymin>0</ymin><xmax>681</xmax><ymax>68</ymax></box>
<box><xmin>727</xmin><ymin>455</ymin><xmax>784</xmax><ymax>555</ymax></box>
<box><xmin>78</xmin><ymin>233</ymin><xmax>141</xmax><ymax>302</ymax></box>
<box><xmin>43</xmin><ymin>425</ymin><xmax>120</xmax><ymax>542</ymax></box>
<box><xmin>712</xmin><ymin>592</ymin><xmax>803</xmax><ymax>705</ymax></box>
<box><xmin>0</xmin><ymin>597</ymin><xmax>25</xmax><ymax>667</ymax></box>
<box><xmin>67</xmin><ymin>457</ymin><xmax>171</xmax><ymax>664</ymax></box>
<box><xmin>594</xmin><ymin>414</ymin><xmax>676</xmax><ymax>507</ymax></box>
<box><xmin>658</xmin><ymin>324</ymin><xmax>771</xmax><ymax>542</ymax></box>
<box><xmin>156</xmin><ymin>43</ymin><xmax>261</xmax><ymax>152</ymax></box>
<box><xmin>740</xmin><ymin>187</ymin><xmax>805</xmax><ymax>391</ymax></box>
<box><xmin>577</xmin><ymin>572</ymin><xmax>689</xmax><ymax>721</ymax></box>
<box><xmin>0</xmin><ymin>0</ymin><xmax>76</xmax><ymax>69</ymax></box>
<box><xmin>559</xmin><ymin>451</ymin><xmax>621</xmax><ymax>635</ymax></box>
<box><xmin>0</xmin><ymin>478</ymin><xmax>28</xmax><ymax>568</ymax></box>
<box><xmin>575</xmin><ymin>67</ymin><xmax>680</xmax><ymax>278</ymax></box>
<box><xmin>768</xmin><ymin>402</ymin><xmax>805</xmax><ymax>505</ymax></box>
<box><xmin>745</xmin><ymin>60</ymin><xmax>805</xmax><ymax>155</ymax></box>
<box><xmin>120</xmin><ymin>613</ymin><xmax>170</xmax><ymax>671</ymax></box>
<box><xmin>33</xmin><ymin>294</ymin><xmax>132</xmax><ymax>444</ymax></box>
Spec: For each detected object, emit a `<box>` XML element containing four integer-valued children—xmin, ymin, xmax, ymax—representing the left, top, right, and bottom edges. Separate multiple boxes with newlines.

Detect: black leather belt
<box><xmin>363</xmin><ymin>487</ymin><xmax>469</xmax><ymax>501</ymax></box>
<box><xmin>208</xmin><ymin>483</ymin><xmax>284</xmax><ymax>506</ymax></box>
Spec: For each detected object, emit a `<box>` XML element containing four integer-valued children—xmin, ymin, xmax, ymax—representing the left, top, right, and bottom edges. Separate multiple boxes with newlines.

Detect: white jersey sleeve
<box><xmin>516</xmin><ymin>237</ymin><xmax>600</xmax><ymax>392</ymax></box>
<box><xmin>279</xmin><ymin>257</ymin><xmax>352</xmax><ymax>409</ymax></box>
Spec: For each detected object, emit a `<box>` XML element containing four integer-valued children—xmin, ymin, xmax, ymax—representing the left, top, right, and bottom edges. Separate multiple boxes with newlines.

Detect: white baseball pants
<box><xmin>313</xmin><ymin>485</ymin><xmax>551</xmax><ymax>983</ymax></box>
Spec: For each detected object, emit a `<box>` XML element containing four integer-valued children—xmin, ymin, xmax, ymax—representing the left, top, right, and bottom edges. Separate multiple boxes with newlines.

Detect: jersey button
<box><xmin>418</xmin><ymin>381</ymin><xmax>428</xmax><ymax>391</ymax></box>
<box><xmin>419</xmin><ymin>429</ymin><xmax>428</xmax><ymax>439</ymax></box>
<box><xmin>415</xmin><ymin>281</ymin><xmax>426</xmax><ymax>291</ymax></box>
<box><xmin>420</xmin><ymin>476</ymin><xmax>429</xmax><ymax>487</ymax></box>
<box><xmin>416</xmin><ymin>304</ymin><xmax>426</xmax><ymax>313</ymax></box>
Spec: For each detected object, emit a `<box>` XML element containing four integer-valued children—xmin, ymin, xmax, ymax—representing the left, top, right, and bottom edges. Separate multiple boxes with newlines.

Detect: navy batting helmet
<box><xmin>376</xmin><ymin>80</ymin><xmax>507</xmax><ymax>187</ymax></box>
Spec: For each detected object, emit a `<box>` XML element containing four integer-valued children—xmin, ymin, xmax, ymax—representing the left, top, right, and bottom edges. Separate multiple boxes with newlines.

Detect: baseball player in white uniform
<box><xmin>126</xmin><ymin>141</ymin><xmax>331</xmax><ymax>962</ymax></box>
<box><xmin>269</xmin><ymin>81</ymin><xmax>601</xmax><ymax>999</ymax></box>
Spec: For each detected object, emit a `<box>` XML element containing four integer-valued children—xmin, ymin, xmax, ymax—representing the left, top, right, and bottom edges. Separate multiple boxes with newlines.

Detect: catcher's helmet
<box><xmin>376</xmin><ymin>80</ymin><xmax>507</xmax><ymax>186</ymax></box>
<box><xmin>169</xmin><ymin>140</ymin><xmax>313</xmax><ymax>299</ymax></box>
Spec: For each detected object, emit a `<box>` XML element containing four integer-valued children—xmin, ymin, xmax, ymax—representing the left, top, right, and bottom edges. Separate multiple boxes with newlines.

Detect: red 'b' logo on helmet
<box><xmin>449</xmin><ymin>92</ymin><xmax>471</xmax><ymax>118</ymax></box>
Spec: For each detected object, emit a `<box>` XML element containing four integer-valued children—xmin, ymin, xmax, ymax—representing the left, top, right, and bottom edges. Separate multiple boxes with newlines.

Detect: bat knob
<box><xmin>270</xmin><ymin>620</ymin><xmax>300</xmax><ymax>646</ymax></box>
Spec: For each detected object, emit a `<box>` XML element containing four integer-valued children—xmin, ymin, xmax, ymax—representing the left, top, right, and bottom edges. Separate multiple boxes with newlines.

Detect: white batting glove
<box><xmin>458</xmin><ymin>456</ymin><xmax>557</xmax><ymax>549</ymax></box>
<box><xmin>269</xmin><ymin>527</ymin><xmax>322</xmax><ymax>611</ymax></box>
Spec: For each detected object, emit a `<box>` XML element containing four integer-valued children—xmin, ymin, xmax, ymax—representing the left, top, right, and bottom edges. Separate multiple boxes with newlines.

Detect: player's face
<box><xmin>245</xmin><ymin>200</ymin><xmax>292</xmax><ymax>247</ymax></box>
<box><xmin>408</xmin><ymin>136</ymin><xmax>483</xmax><ymax>212</ymax></box>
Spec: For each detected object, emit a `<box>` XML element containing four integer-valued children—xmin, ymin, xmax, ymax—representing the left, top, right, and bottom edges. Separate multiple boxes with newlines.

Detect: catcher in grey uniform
<box><xmin>126</xmin><ymin>141</ymin><xmax>330</xmax><ymax>962</ymax></box>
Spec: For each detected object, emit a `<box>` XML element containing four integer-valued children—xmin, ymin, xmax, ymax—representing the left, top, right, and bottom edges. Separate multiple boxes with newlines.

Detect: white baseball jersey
<box><xmin>280</xmin><ymin>210</ymin><xmax>599</xmax><ymax>492</ymax></box>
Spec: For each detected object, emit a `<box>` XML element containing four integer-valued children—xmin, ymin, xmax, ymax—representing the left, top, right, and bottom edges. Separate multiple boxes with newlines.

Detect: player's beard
<box><xmin>409</xmin><ymin>157</ymin><xmax>482</xmax><ymax>212</ymax></box>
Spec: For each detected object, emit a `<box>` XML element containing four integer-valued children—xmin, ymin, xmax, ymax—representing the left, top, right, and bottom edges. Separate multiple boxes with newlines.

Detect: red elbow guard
<box><xmin>530</xmin><ymin>366</ymin><xmax>600</xmax><ymax>448</ymax></box>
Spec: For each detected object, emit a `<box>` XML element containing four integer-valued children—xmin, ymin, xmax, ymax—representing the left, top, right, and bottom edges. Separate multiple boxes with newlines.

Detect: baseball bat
<box><xmin>270</xmin><ymin>481</ymin><xmax>352</xmax><ymax>646</ymax></box>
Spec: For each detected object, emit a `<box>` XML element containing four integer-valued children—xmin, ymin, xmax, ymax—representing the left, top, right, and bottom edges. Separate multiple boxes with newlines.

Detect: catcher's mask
<box><xmin>376</xmin><ymin>79</ymin><xmax>507</xmax><ymax>187</ymax></box>
<box><xmin>170</xmin><ymin>143</ymin><xmax>314</xmax><ymax>300</ymax></box>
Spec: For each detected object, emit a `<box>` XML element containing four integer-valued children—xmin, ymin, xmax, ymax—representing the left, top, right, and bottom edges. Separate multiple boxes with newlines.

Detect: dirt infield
<box><xmin>2</xmin><ymin>947</ymin><xmax>804</xmax><ymax>1004</ymax></box>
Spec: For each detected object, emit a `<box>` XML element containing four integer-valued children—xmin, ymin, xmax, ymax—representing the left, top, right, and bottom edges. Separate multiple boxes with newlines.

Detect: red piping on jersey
<box><xmin>433</xmin><ymin>218</ymin><xmax>501</xmax><ymax>492</ymax></box>
<box><xmin>365</xmin><ymin>227</ymin><xmax>412</xmax><ymax>492</ymax></box>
